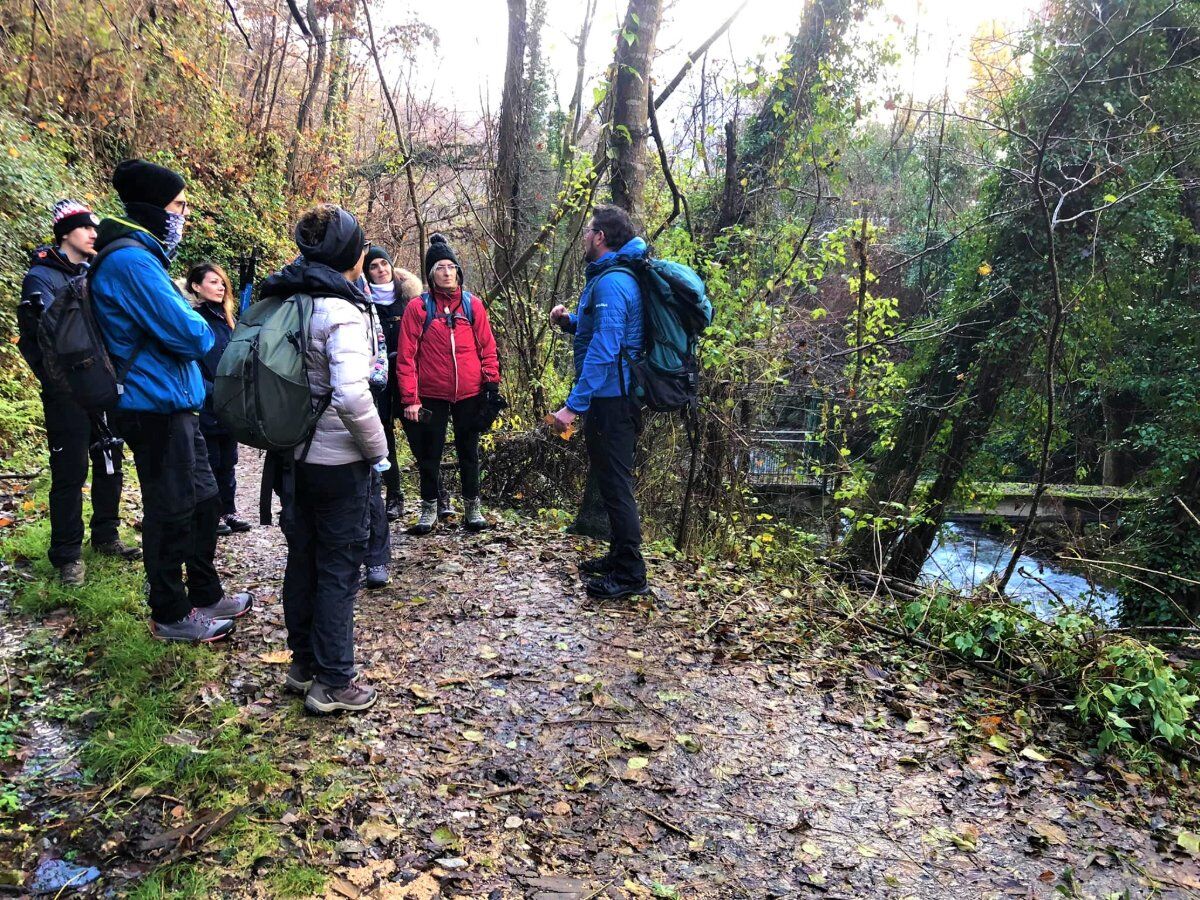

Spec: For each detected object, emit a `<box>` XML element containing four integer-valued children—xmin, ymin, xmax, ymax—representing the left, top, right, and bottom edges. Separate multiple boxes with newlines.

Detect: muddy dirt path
<box><xmin>211</xmin><ymin>452</ymin><xmax>1200</xmax><ymax>900</ymax></box>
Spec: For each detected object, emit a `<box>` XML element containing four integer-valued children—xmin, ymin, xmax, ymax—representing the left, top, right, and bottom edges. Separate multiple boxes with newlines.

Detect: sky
<box><xmin>387</xmin><ymin>0</ymin><xmax>1039</xmax><ymax>119</ymax></box>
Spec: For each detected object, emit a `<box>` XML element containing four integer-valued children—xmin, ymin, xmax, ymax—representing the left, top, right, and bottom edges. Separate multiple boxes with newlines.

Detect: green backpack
<box><xmin>213</xmin><ymin>292</ymin><xmax>329</xmax><ymax>452</ymax></box>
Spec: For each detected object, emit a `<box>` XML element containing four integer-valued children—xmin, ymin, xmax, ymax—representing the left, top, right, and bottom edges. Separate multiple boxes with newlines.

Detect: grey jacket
<box><xmin>297</xmin><ymin>294</ymin><xmax>388</xmax><ymax>465</ymax></box>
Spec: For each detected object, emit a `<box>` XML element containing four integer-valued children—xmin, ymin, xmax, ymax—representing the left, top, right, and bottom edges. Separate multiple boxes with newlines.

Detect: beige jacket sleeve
<box><xmin>324</xmin><ymin>301</ymin><xmax>388</xmax><ymax>461</ymax></box>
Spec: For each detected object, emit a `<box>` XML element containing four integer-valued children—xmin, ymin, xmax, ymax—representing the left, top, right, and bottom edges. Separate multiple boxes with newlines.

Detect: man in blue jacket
<box><xmin>549</xmin><ymin>204</ymin><xmax>650</xmax><ymax>600</ymax></box>
<box><xmin>90</xmin><ymin>159</ymin><xmax>252</xmax><ymax>642</ymax></box>
<box><xmin>19</xmin><ymin>200</ymin><xmax>141</xmax><ymax>585</ymax></box>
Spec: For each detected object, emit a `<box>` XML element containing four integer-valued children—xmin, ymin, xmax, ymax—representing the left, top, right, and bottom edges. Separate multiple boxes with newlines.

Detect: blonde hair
<box><xmin>186</xmin><ymin>262</ymin><xmax>236</xmax><ymax>329</ymax></box>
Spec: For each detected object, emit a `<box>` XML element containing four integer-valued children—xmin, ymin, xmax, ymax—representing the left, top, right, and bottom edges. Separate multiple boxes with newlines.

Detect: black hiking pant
<box><xmin>401</xmin><ymin>395</ymin><xmax>483</xmax><ymax>502</ymax></box>
<box><xmin>203</xmin><ymin>430</ymin><xmax>239</xmax><ymax>517</ymax></box>
<box><xmin>365</xmin><ymin>467</ymin><xmax>390</xmax><ymax>568</ymax></box>
<box><xmin>372</xmin><ymin>385</ymin><xmax>402</xmax><ymax>500</ymax></box>
<box><xmin>115</xmin><ymin>411</ymin><xmax>223</xmax><ymax>624</ymax></box>
<box><xmin>43</xmin><ymin>392</ymin><xmax>124</xmax><ymax>567</ymax></box>
<box><xmin>584</xmin><ymin>397</ymin><xmax>646</xmax><ymax>583</ymax></box>
<box><xmin>280</xmin><ymin>460</ymin><xmax>370</xmax><ymax>688</ymax></box>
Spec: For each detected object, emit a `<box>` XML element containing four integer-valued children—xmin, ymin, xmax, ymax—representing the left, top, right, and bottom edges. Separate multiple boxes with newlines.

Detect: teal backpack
<box><xmin>610</xmin><ymin>257</ymin><xmax>712</xmax><ymax>415</ymax></box>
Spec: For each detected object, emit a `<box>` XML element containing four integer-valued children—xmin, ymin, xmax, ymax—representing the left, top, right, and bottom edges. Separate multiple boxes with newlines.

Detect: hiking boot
<box><xmin>215</xmin><ymin>518</ymin><xmax>233</xmax><ymax>537</ymax></box>
<box><xmin>93</xmin><ymin>539</ymin><xmax>142</xmax><ymax>560</ymax></box>
<box><xmin>364</xmin><ymin>564</ymin><xmax>390</xmax><ymax>589</ymax></box>
<box><xmin>150</xmin><ymin>608</ymin><xmax>234</xmax><ymax>643</ymax></box>
<box><xmin>585</xmin><ymin>573</ymin><xmax>651</xmax><ymax>600</ymax></box>
<box><xmin>437</xmin><ymin>487</ymin><xmax>455</xmax><ymax>521</ymax></box>
<box><xmin>385</xmin><ymin>494</ymin><xmax>404</xmax><ymax>522</ymax></box>
<box><xmin>198</xmin><ymin>591</ymin><xmax>254</xmax><ymax>619</ymax></box>
<box><xmin>411</xmin><ymin>500</ymin><xmax>437</xmax><ymax>535</ymax></box>
<box><xmin>224</xmin><ymin>515</ymin><xmax>252</xmax><ymax>533</ymax></box>
<box><xmin>463</xmin><ymin>497</ymin><xmax>487</xmax><ymax>532</ymax></box>
<box><xmin>285</xmin><ymin>663</ymin><xmax>313</xmax><ymax>695</ymax></box>
<box><xmin>579</xmin><ymin>553</ymin><xmax>614</xmax><ymax>577</ymax></box>
<box><xmin>305</xmin><ymin>679</ymin><xmax>378</xmax><ymax>715</ymax></box>
<box><xmin>57</xmin><ymin>559</ymin><xmax>85</xmax><ymax>586</ymax></box>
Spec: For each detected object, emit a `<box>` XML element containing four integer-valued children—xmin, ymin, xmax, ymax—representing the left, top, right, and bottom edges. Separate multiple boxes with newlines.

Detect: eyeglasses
<box><xmin>432</xmin><ymin>264</ymin><xmax>457</xmax><ymax>272</ymax></box>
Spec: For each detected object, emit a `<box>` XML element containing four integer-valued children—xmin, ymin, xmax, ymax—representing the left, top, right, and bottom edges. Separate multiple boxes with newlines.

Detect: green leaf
<box><xmin>675</xmin><ymin>734</ymin><xmax>701</xmax><ymax>753</ymax></box>
<box><xmin>987</xmin><ymin>733</ymin><xmax>1011</xmax><ymax>752</ymax></box>
<box><xmin>1103</xmin><ymin>193</ymin><xmax>1118</xmax><ymax>204</ymax></box>
<box><xmin>1177</xmin><ymin>830</ymin><xmax>1200</xmax><ymax>855</ymax></box>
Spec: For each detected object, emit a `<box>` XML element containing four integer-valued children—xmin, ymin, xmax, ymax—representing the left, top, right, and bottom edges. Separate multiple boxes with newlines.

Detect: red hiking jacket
<box><xmin>396</xmin><ymin>286</ymin><xmax>500</xmax><ymax>405</ymax></box>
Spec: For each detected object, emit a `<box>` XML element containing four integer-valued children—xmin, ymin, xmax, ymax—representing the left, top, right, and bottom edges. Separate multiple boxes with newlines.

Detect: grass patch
<box><xmin>1</xmin><ymin>475</ymin><xmax>289</xmax><ymax>890</ymax></box>
<box><xmin>264</xmin><ymin>862</ymin><xmax>329</xmax><ymax>898</ymax></box>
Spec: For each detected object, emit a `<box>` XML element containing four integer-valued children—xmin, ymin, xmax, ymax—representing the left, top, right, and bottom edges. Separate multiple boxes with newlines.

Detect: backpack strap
<box><xmin>421</xmin><ymin>292</ymin><xmax>437</xmax><ymax>336</ymax></box>
<box><xmin>421</xmin><ymin>291</ymin><xmax>475</xmax><ymax>334</ymax></box>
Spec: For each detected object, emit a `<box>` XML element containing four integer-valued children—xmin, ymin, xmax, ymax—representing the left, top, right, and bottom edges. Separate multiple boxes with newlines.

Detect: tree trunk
<box><xmin>717</xmin><ymin>0</ymin><xmax>858</xmax><ymax>236</ymax></box>
<box><xmin>493</xmin><ymin>0</ymin><xmax>528</xmax><ymax>281</ymax></box>
<box><xmin>286</xmin><ymin>0</ymin><xmax>326</xmax><ymax>185</ymax></box>
<box><xmin>609</xmin><ymin>0</ymin><xmax>663</xmax><ymax>223</ymax></box>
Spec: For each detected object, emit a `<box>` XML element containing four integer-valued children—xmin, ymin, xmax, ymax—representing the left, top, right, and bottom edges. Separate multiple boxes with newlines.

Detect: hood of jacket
<box><xmin>584</xmin><ymin>236</ymin><xmax>648</xmax><ymax>281</ymax></box>
<box><xmin>94</xmin><ymin>217</ymin><xmax>170</xmax><ymax>268</ymax></box>
<box><xmin>27</xmin><ymin>244</ymin><xmax>81</xmax><ymax>277</ymax></box>
<box><xmin>260</xmin><ymin>257</ymin><xmax>369</xmax><ymax>308</ymax></box>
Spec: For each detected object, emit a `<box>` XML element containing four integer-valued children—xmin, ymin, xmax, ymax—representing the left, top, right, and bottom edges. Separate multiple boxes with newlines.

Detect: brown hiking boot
<box><xmin>93</xmin><ymin>539</ymin><xmax>142</xmax><ymax>560</ymax></box>
<box><xmin>57</xmin><ymin>559</ymin><xmax>85</xmax><ymax>586</ymax></box>
<box><xmin>304</xmin><ymin>679</ymin><xmax>378</xmax><ymax>715</ymax></box>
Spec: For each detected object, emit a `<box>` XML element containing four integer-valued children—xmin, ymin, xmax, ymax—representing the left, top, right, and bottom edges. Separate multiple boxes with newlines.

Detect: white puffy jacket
<box><xmin>297</xmin><ymin>295</ymin><xmax>388</xmax><ymax>465</ymax></box>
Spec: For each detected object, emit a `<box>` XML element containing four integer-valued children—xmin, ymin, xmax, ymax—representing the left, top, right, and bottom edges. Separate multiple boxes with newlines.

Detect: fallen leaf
<box><xmin>408</xmin><ymin>684</ymin><xmax>436</xmax><ymax>701</ymax></box>
<box><xmin>461</xmin><ymin>729</ymin><xmax>485</xmax><ymax>742</ymax></box>
<box><xmin>1019</xmin><ymin>746</ymin><xmax>1050</xmax><ymax>762</ymax></box>
<box><xmin>619</xmin><ymin>728</ymin><xmax>667</xmax><ymax>751</ymax></box>
<box><xmin>1178</xmin><ymin>830</ymin><xmax>1200</xmax><ymax>856</ymax></box>
<box><xmin>358</xmin><ymin>817</ymin><xmax>401</xmax><ymax>844</ymax></box>
<box><xmin>905</xmin><ymin>717</ymin><xmax>930</xmax><ymax>735</ymax></box>
<box><xmin>627</xmin><ymin>756</ymin><xmax>649</xmax><ymax>770</ymax></box>
<box><xmin>1030</xmin><ymin>820</ymin><xmax>1068</xmax><ymax>846</ymax></box>
<box><xmin>987</xmin><ymin>733</ymin><xmax>1011</xmax><ymax>752</ymax></box>
<box><xmin>675</xmin><ymin>734</ymin><xmax>701</xmax><ymax>753</ymax></box>
<box><xmin>257</xmin><ymin>649</ymin><xmax>291</xmax><ymax>665</ymax></box>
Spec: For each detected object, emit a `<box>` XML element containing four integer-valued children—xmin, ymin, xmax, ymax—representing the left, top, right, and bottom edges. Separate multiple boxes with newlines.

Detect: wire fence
<box><xmin>741</xmin><ymin>391</ymin><xmax>832</xmax><ymax>488</ymax></box>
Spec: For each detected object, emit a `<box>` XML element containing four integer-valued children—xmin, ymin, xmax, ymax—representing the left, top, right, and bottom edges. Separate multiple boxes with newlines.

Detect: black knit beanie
<box><xmin>112</xmin><ymin>159</ymin><xmax>186</xmax><ymax>208</ymax></box>
<box><xmin>424</xmin><ymin>233</ymin><xmax>462</xmax><ymax>283</ymax></box>
<box><xmin>364</xmin><ymin>245</ymin><xmax>393</xmax><ymax>270</ymax></box>
<box><xmin>294</xmin><ymin>206</ymin><xmax>365</xmax><ymax>273</ymax></box>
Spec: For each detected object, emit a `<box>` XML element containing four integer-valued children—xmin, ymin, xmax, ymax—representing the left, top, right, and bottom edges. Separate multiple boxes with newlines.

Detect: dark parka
<box><xmin>196</xmin><ymin>302</ymin><xmax>234</xmax><ymax>434</ymax></box>
<box><xmin>19</xmin><ymin>245</ymin><xmax>85</xmax><ymax>389</ymax></box>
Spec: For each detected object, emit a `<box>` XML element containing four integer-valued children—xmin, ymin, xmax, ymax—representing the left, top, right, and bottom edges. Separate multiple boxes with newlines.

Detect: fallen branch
<box><xmin>636</xmin><ymin>805</ymin><xmax>694</xmax><ymax>840</ymax></box>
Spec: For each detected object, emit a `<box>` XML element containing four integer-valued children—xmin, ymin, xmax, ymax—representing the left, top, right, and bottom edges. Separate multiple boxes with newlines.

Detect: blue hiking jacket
<box><xmin>90</xmin><ymin>220</ymin><xmax>213</xmax><ymax>414</ymax></box>
<box><xmin>565</xmin><ymin>236</ymin><xmax>646</xmax><ymax>414</ymax></box>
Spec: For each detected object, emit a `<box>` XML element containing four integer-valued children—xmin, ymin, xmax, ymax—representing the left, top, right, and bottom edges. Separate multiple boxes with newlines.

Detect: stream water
<box><xmin>920</xmin><ymin>522</ymin><xmax>1121</xmax><ymax>622</ymax></box>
